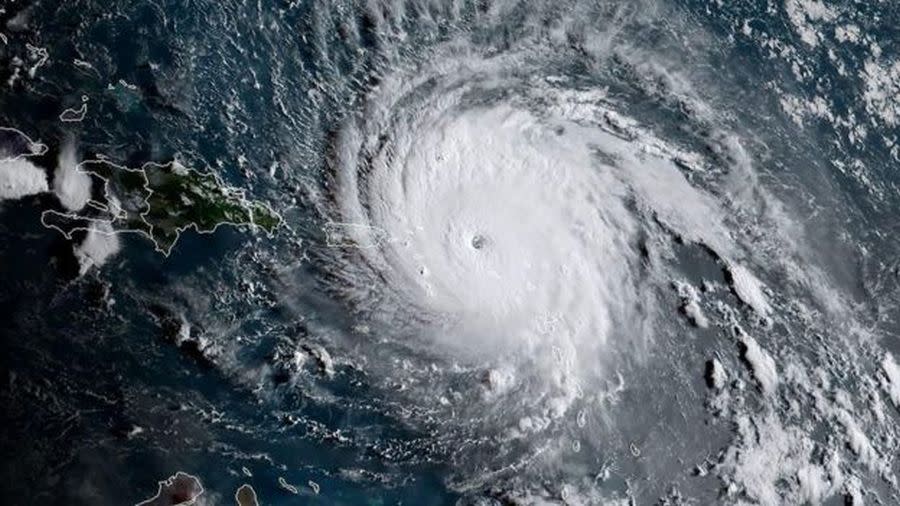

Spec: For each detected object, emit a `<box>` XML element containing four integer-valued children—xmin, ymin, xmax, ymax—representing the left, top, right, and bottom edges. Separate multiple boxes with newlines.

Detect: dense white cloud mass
<box><xmin>0</xmin><ymin>158</ymin><xmax>47</xmax><ymax>201</ymax></box>
<box><xmin>53</xmin><ymin>140</ymin><xmax>91</xmax><ymax>211</ymax></box>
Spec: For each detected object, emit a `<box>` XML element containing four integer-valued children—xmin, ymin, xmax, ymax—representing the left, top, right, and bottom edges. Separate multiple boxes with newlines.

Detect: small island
<box><xmin>234</xmin><ymin>484</ymin><xmax>260</xmax><ymax>506</ymax></box>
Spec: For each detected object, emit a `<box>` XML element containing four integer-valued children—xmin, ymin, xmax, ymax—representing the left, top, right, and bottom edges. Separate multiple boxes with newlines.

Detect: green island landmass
<box><xmin>41</xmin><ymin>159</ymin><xmax>281</xmax><ymax>255</ymax></box>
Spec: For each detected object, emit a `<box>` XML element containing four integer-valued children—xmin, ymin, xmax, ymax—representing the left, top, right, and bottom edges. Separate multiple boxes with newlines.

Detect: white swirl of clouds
<box><xmin>261</xmin><ymin>1</ymin><xmax>900</xmax><ymax>501</ymax></box>
<box><xmin>315</xmin><ymin>46</ymin><xmax>746</xmax><ymax>439</ymax></box>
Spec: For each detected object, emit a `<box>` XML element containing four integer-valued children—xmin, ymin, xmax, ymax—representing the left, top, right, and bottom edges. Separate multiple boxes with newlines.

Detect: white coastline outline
<box><xmin>0</xmin><ymin>126</ymin><xmax>49</xmax><ymax>161</ymax></box>
<box><xmin>233</xmin><ymin>483</ymin><xmax>259</xmax><ymax>506</ymax></box>
<box><xmin>59</xmin><ymin>96</ymin><xmax>89</xmax><ymax>123</ymax></box>
<box><xmin>133</xmin><ymin>471</ymin><xmax>204</xmax><ymax>506</ymax></box>
<box><xmin>39</xmin><ymin>157</ymin><xmax>284</xmax><ymax>257</ymax></box>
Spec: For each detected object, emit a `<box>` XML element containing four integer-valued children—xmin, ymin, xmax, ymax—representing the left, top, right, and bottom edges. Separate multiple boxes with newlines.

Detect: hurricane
<box><xmin>3</xmin><ymin>0</ymin><xmax>900</xmax><ymax>504</ymax></box>
<box><xmin>273</xmin><ymin>1</ymin><xmax>900</xmax><ymax>501</ymax></box>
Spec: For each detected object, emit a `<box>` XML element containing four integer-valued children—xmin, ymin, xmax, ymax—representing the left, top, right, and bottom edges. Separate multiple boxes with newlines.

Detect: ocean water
<box><xmin>2</xmin><ymin>0</ymin><xmax>900</xmax><ymax>504</ymax></box>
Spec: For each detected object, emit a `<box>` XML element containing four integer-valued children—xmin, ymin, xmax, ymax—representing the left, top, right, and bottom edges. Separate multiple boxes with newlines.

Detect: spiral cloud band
<box><xmin>317</xmin><ymin>46</ymin><xmax>748</xmax><ymax>438</ymax></box>
<box><xmin>270</xmin><ymin>5</ymin><xmax>900</xmax><ymax>501</ymax></box>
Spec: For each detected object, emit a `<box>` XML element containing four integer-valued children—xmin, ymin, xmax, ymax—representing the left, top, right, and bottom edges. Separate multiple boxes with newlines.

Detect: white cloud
<box><xmin>0</xmin><ymin>158</ymin><xmax>48</xmax><ymax>201</ymax></box>
<box><xmin>729</xmin><ymin>263</ymin><xmax>772</xmax><ymax>319</ymax></box>
<box><xmin>739</xmin><ymin>330</ymin><xmax>779</xmax><ymax>395</ymax></box>
<box><xmin>53</xmin><ymin>140</ymin><xmax>91</xmax><ymax>211</ymax></box>
<box><xmin>73</xmin><ymin>223</ymin><xmax>121</xmax><ymax>275</ymax></box>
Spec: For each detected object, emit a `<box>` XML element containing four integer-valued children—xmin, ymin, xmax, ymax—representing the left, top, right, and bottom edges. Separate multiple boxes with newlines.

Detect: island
<box><xmin>41</xmin><ymin>158</ymin><xmax>282</xmax><ymax>256</ymax></box>
<box><xmin>234</xmin><ymin>484</ymin><xmax>260</xmax><ymax>506</ymax></box>
<box><xmin>135</xmin><ymin>471</ymin><xmax>204</xmax><ymax>506</ymax></box>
